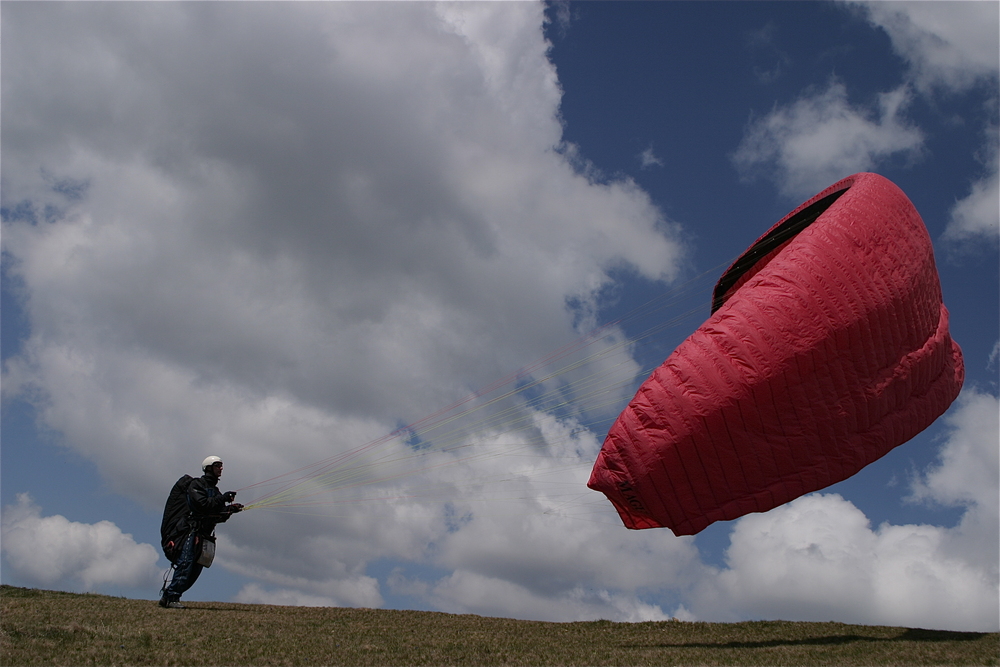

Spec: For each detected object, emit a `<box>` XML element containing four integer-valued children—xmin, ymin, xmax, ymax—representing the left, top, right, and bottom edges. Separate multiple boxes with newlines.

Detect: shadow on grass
<box><xmin>897</xmin><ymin>629</ymin><xmax>989</xmax><ymax>642</ymax></box>
<box><xmin>630</xmin><ymin>629</ymin><xmax>988</xmax><ymax>650</ymax></box>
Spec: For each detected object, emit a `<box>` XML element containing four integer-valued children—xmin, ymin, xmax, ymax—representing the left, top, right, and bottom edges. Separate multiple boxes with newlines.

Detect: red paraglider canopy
<box><xmin>588</xmin><ymin>173</ymin><xmax>964</xmax><ymax>536</ymax></box>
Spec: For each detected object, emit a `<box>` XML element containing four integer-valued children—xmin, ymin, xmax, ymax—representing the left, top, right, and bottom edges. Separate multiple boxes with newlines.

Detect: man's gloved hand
<box><xmin>228</xmin><ymin>503</ymin><xmax>244</xmax><ymax>513</ymax></box>
<box><xmin>223</xmin><ymin>491</ymin><xmax>237</xmax><ymax>502</ymax></box>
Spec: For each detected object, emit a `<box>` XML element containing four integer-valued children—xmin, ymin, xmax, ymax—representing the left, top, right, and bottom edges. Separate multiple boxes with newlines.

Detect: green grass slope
<box><xmin>2</xmin><ymin>585</ymin><xmax>996</xmax><ymax>666</ymax></box>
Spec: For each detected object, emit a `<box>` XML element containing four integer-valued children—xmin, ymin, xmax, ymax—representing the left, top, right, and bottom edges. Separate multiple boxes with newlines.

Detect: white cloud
<box><xmin>847</xmin><ymin>1</ymin><xmax>1000</xmax><ymax>245</ymax></box>
<box><xmin>739</xmin><ymin>3</ymin><xmax>999</xmax><ymax>204</ymax></box>
<box><xmin>946</xmin><ymin>167</ymin><xmax>1000</xmax><ymax>243</ymax></box>
<box><xmin>944</xmin><ymin>123</ymin><xmax>999</xmax><ymax>245</ymax></box>
<box><xmin>425</xmin><ymin>570</ymin><xmax>673</xmax><ymax>623</ymax></box>
<box><xmin>234</xmin><ymin>584</ymin><xmax>341</xmax><ymax>608</ymax></box>
<box><xmin>913</xmin><ymin>389</ymin><xmax>999</xmax><ymax>509</ymax></box>
<box><xmin>688</xmin><ymin>388</ymin><xmax>1000</xmax><ymax>632</ymax></box>
<box><xmin>639</xmin><ymin>145</ymin><xmax>663</xmax><ymax>169</ymax></box>
<box><xmin>0</xmin><ymin>494</ymin><xmax>162</xmax><ymax>592</ymax></box>
<box><xmin>732</xmin><ymin>81</ymin><xmax>924</xmax><ymax>199</ymax></box>
<box><xmin>910</xmin><ymin>388</ymin><xmax>1000</xmax><ymax>579</ymax></box>
<box><xmin>852</xmin><ymin>1</ymin><xmax>999</xmax><ymax>94</ymax></box>
<box><xmin>694</xmin><ymin>494</ymin><xmax>997</xmax><ymax>632</ymax></box>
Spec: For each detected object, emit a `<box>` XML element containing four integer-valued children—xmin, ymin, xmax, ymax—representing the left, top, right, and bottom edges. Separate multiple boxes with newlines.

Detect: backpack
<box><xmin>160</xmin><ymin>474</ymin><xmax>194</xmax><ymax>564</ymax></box>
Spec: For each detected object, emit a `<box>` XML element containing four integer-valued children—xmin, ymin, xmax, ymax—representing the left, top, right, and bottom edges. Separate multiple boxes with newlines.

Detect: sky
<box><xmin>1</xmin><ymin>0</ymin><xmax>998</xmax><ymax>633</ymax></box>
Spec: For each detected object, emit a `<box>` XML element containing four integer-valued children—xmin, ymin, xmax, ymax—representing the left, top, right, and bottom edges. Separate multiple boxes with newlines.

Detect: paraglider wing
<box><xmin>588</xmin><ymin>172</ymin><xmax>964</xmax><ymax>536</ymax></box>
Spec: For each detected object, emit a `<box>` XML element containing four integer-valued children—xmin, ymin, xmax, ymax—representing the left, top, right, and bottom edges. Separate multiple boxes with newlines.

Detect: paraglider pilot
<box><xmin>159</xmin><ymin>456</ymin><xmax>243</xmax><ymax>609</ymax></box>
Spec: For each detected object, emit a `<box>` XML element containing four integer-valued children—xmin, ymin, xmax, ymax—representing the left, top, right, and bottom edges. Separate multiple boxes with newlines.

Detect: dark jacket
<box><xmin>187</xmin><ymin>472</ymin><xmax>232</xmax><ymax>536</ymax></box>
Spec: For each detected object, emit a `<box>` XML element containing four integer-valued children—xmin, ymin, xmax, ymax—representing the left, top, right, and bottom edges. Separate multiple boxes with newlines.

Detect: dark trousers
<box><xmin>163</xmin><ymin>531</ymin><xmax>204</xmax><ymax>602</ymax></box>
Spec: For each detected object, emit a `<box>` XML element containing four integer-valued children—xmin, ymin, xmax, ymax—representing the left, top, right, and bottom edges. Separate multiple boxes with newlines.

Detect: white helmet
<box><xmin>202</xmin><ymin>455</ymin><xmax>223</xmax><ymax>472</ymax></box>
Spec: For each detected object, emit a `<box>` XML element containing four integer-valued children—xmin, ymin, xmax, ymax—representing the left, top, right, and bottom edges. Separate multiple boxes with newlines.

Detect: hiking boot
<box><xmin>159</xmin><ymin>598</ymin><xmax>186</xmax><ymax>609</ymax></box>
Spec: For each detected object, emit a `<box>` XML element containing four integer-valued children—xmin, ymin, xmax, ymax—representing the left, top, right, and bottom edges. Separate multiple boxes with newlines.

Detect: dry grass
<box><xmin>2</xmin><ymin>585</ymin><xmax>996</xmax><ymax>666</ymax></box>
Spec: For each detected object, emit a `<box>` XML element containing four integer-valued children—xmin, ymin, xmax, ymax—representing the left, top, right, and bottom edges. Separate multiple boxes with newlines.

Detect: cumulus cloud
<box><xmin>732</xmin><ymin>81</ymin><xmax>924</xmax><ymax>199</ymax></box>
<box><xmin>944</xmin><ymin>124</ymin><xmax>999</xmax><ymax>245</ymax></box>
<box><xmin>234</xmin><ymin>584</ymin><xmax>341</xmax><ymax>608</ymax></box>
<box><xmin>1</xmin><ymin>2</ymin><xmax>683</xmax><ymax>621</ymax></box>
<box><xmin>910</xmin><ymin>388</ymin><xmax>1000</xmax><ymax>579</ymax></box>
<box><xmin>0</xmin><ymin>494</ymin><xmax>162</xmax><ymax>592</ymax></box>
<box><xmin>424</xmin><ymin>570</ymin><xmax>673</xmax><ymax>623</ymax></box>
<box><xmin>688</xmin><ymin>389</ymin><xmax>999</xmax><ymax>632</ymax></box>
<box><xmin>848</xmin><ymin>0</ymin><xmax>1000</xmax><ymax>245</ymax></box>
<box><xmin>739</xmin><ymin>3</ymin><xmax>998</xmax><ymax>204</ymax></box>
<box><xmin>946</xmin><ymin>170</ymin><xmax>1000</xmax><ymax>243</ymax></box>
<box><xmin>419</xmin><ymin>422</ymin><xmax>706</xmax><ymax>621</ymax></box>
<box><xmin>852</xmin><ymin>1</ymin><xmax>999</xmax><ymax>94</ymax></box>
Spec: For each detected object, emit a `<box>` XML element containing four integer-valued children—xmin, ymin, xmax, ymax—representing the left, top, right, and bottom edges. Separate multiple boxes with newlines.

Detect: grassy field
<box><xmin>2</xmin><ymin>585</ymin><xmax>997</xmax><ymax>666</ymax></box>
